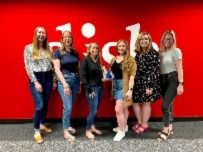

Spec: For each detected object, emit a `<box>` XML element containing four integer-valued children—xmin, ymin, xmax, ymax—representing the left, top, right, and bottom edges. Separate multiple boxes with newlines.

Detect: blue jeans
<box><xmin>86</xmin><ymin>86</ymin><xmax>103</xmax><ymax>130</ymax></box>
<box><xmin>58</xmin><ymin>73</ymin><xmax>79</xmax><ymax>129</ymax></box>
<box><xmin>113</xmin><ymin>79</ymin><xmax>124</xmax><ymax>100</ymax></box>
<box><xmin>29</xmin><ymin>71</ymin><xmax>53</xmax><ymax>130</ymax></box>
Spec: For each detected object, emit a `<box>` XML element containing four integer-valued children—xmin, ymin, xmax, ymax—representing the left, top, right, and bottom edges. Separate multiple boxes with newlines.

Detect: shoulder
<box><xmin>25</xmin><ymin>44</ymin><xmax>32</xmax><ymax>50</ymax></box>
<box><xmin>53</xmin><ymin>49</ymin><xmax>61</xmax><ymax>55</ymax></box>
<box><xmin>24</xmin><ymin>44</ymin><xmax>32</xmax><ymax>54</ymax></box>
<box><xmin>110</xmin><ymin>57</ymin><xmax>116</xmax><ymax>65</ymax></box>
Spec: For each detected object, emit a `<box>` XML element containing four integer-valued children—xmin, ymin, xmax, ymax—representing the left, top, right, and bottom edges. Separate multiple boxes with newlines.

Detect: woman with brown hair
<box><xmin>110</xmin><ymin>39</ymin><xmax>137</xmax><ymax>141</ymax></box>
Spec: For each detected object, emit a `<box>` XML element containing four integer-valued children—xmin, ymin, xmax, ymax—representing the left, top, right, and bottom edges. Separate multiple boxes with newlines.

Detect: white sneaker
<box><xmin>113</xmin><ymin>129</ymin><xmax>125</xmax><ymax>141</ymax></box>
<box><xmin>113</xmin><ymin>125</ymin><xmax>128</xmax><ymax>132</ymax></box>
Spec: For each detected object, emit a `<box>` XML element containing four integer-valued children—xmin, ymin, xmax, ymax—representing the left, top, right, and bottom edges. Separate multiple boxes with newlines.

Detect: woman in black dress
<box><xmin>132</xmin><ymin>32</ymin><xmax>161</xmax><ymax>134</ymax></box>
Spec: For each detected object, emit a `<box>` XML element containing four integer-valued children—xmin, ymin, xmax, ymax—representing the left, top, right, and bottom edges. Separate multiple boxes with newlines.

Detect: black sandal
<box><xmin>157</xmin><ymin>131</ymin><xmax>169</xmax><ymax>142</ymax></box>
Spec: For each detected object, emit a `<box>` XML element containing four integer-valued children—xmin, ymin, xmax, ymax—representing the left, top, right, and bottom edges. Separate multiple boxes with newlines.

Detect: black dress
<box><xmin>133</xmin><ymin>50</ymin><xmax>161</xmax><ymax>103</ymax></box>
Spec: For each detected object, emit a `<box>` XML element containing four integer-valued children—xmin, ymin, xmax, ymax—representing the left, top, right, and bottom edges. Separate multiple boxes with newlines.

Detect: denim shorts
<box><xmin>113</xmin><ymin>79</ymin><xmax>124</xmax><ymax>100</ymax></box>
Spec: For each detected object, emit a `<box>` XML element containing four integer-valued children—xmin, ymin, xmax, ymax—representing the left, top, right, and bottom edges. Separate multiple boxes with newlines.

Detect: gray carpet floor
<box><xmin>0</xmin><ymin>121</ymin><xmax>202</xmax><ymax>152</ymax></box>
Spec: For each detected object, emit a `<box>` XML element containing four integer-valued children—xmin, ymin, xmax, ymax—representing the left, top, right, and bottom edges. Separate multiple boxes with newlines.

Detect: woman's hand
<box><xmin>78</xmin><ymin>83</ymin><xmax>82</xmax><ymax>94</ymax></box>
<box><xmin>177</xmin><ymin>85</ymin><xmax>184</xmax><ymax>95</ymax></box>
<box><xmin>89</xmin><ymin>92</ymin><xmax>95</xmax><ymax>98</ymax></box>
<box><xmin>64</xmin><ymin>87</ymin><xmax>71</xmax><ymax>97</ymax></box>
<box><xmin>146</xmin><ymin>89</ymin><xmax>152</xmax><ymax>95</ymax></box>
<box><xmin>34</xmin><ymin>81</ymin><xmax>42</xmax><ymax>92</ymax></box>
<box><xmin>126</xmin><ymin>90</ymin><xmax>132</xmax><ymax>100</ymax></box>
<box><xmin>53</xmin><ymin>82</ymin><xmax>57</xmax><ymax>90</ymax></box>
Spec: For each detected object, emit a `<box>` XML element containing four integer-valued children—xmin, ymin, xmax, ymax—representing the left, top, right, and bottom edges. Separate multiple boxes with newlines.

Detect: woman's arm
<box><xmin>175</xmin><ymin>59</ymin><xmax>184</xmax><ymax>95</ymax></box>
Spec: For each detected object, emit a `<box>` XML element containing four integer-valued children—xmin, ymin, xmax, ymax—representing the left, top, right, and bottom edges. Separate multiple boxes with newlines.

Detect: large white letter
<box><xmin>126</xmin><ymin>23</ymin><xmax>140</xmax><ymax>57</ymax></box>
<box><xmin>102</xmin><ymin>42</ymin><xmax>117</xmax><ymax>63</ymax></box>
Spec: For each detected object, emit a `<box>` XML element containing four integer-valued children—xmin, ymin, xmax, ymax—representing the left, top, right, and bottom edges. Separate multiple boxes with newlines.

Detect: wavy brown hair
<box><xmin>59</xmin><ymin>30</ymin><xmax>77</xmax><ymax>55</ymax></box>
<box><xmin>116</xmin><ymin>39</ymin><xmax>132</xmax><ymax>72</ymax></box>
<box><xmin>86</xmin><ymin>42</ymin><xmax>103</xmax><ymax>73</ymax></box>
<box><xmin>32</xmin><ymin>26</ymin><xmax>52</xmax><ymax>61</ymax></box>
<box><xmin>134</xmin><ymin>32</ymin><xmax>153</xmax><ymax>54</ymax></box>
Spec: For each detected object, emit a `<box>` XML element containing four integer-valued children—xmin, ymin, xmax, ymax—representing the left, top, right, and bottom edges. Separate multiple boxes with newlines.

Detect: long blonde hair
<box><xmin>32</xmin><ymin>26</ymin><xmax>53</xmax><ymax>61</ymax></box>
<box><xmin>160</xmin><ymin>30</ymin><xmax>176</xmax><ymax>51</ymax></box>
<box><xmin>59</xmin><ymin>30</ymin><xmax>76</xmax><ymax>54</ymax></box>
<box><xmin>134</xmin><ymin>32</ymin><xmax>153</xmax><ymax>54</ymax></box>
<box><xmin>116</xmin><ymin>39</ymin><xmax>131</xmax><ymax>72</ymax></box>
<box><xmin>86</xmin><ymin>42</ymin><xmax>103</xmax><ymax>72</ymax></box>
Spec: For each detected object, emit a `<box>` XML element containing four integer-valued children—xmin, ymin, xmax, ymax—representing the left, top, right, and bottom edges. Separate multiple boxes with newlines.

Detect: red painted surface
<box><xmin>0</xmin><ymin>0</ymin><xmax>202</xmax><ymax>119</ymax></box>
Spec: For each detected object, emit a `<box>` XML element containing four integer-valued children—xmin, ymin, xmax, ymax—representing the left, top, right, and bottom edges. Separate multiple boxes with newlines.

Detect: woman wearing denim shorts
<box><xmin>110</xmin><ymin>39</ymin><xmax>137</xmax><ymax>141</ymax></box>
<box><xmin>157</xmin><ymin>30</ymin><xmax>184</xmax><ymax>142</ymax></box>
<box><xmin>24</xmin><ymin>26</ymin><xmax>57</xmax><ymax>144</ymax></box>
<box><xmin>53</xmin><ymin>31</ymin><xmax>80</xmax><ymax>142</ymax></box>
<box><xmin>80</xmin><ymin>42</ymin><xmax>104</xmax><ymax>141</ymax></box>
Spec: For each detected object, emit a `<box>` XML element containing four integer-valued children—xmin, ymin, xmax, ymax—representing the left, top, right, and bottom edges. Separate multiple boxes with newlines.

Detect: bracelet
<box><xmin>128</xmin><ymin>88</ymin><xmax>133</xmax><ymax>91</ymax></box>
<box><xmin>179</xmin><ymin>82</ymin><xmax>184</xmax><ymax>85</ymax></box>
<box><xmin>63</xmin><ymin>84</ymin><xmax>70</xmax><ymax>88</ymax></box>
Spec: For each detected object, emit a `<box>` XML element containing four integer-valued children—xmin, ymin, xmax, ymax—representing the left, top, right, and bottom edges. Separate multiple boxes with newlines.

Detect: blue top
<box><xmin>53</xmin><ymin>49</ymin><xmax>79</xmax><ymax>74</ymax></box>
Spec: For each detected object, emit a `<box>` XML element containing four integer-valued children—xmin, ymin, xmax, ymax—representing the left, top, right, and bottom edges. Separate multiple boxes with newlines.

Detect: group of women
<box><xmin>24</xmin><ymin>26</ymin><xmax>184</xmax><ymax>144</ymax></box>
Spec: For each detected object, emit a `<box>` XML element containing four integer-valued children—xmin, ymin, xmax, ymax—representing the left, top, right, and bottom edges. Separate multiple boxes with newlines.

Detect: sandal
<box><xmin>158</xmin><ymin>130</ymin><xmax>173</xmax><ymax>137</ymax></box>
<box><xmin>157</xmin><ymin>131</ymin><xmax>169</xmax><ymax>142</ymax></box>
<box><xmin>134</xmin><ymin>124</ymin><xmax>149</xmax><ymax>134</ymax></box>
<box><xmin>86</xmin><ymin>132</ymin><xmax>95</xmax><ymax>141</ymax></box>
<box><xmin>64</xmin><ymin>134</ymin><xmax>77</xmax><ymax>142</ymax></box>
<box><xmin>168</xmin><ymin>130</ymin><xmax>174</xmax><ymax>137</ymax></box>
<box><xmin>41</xmin><ymin>126</ymin><xmax>52</xmax><ymax>133</ymax></box>
<box><xmin>132</xmin><ymin>123</ymin><xmax>141</xmax><ymax>131</ymax></box>
<box><xmin>34</xmin><ymin>133</ymin><xmax>43</xmax><ymax>144</ymax></box>
<box><xmin>68</xmin><ymin>127</ymin><xmax>76</xmax><ymax>134</ymax></box>
<box><xmin>91</xmin><ymin>129</ymin><xmax>102</xmax><ymax>135</ymax></box>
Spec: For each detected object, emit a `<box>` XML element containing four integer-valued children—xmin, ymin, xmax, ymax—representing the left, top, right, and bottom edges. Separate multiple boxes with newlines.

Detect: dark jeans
<box><xmin>160</xmin><ymin>71</ymin><xmax>179</xmax><ymax>127</ymax></box>
<box><xmin>86</xmin><ymin>86</ymin><xmax>103</xmax><ymax>130</ymax></box>
<box><xmin>29</xmin><ymin>71</ymin><xmax>53</xmax><ymax>130</ymax></box>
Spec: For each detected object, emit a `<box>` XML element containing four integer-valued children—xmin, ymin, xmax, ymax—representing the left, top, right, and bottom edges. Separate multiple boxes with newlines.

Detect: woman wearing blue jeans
<box><xmin>53</xmin><ymin>31</ymin><xmax>80</xmax><ymax>142</ymax></box>
<box><xmin>24</xmin><ymin>26</ymin><xmax>57</xmax><ymax>144</ymax></box>
<box><xmin>80</xmin><ymin>42</ymin><xmax>104</xmax><ymax>141</ymax></box>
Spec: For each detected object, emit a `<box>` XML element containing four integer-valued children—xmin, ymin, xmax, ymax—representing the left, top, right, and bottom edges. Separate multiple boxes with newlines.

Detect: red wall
<box><xmin>0</xmin><ymin>0</ymin><xmax>203</xmax><ymax>119</ymax></box>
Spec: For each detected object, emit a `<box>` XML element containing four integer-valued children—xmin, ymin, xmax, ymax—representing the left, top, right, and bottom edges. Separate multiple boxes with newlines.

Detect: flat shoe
<box><xmin>34</xmin><ymin>134</ymin><xmax>43</xmax><ymax>144</ymax></box>
<box><xmin>86</xmin><ymin>132</ymin><xmax>95</xmax><ymax>141</ymax></box>
<box><xmin>68</xmin><ymin>127</ymin><xmax>76</xmax><ymax>134</ymax></box>
<box><xmin>41</xmin><ymin>126</ymin><xmax>52</xmax><ymax>133</ymax></box>
<box><xmin>91</xmin><ymin>129</ymin><xmax>102</xmax><ymax>135</ymax></box>
<box><xmin>64</xmin><ymin>134</ymin><xmax>77</xmax><ymax>142</ymax></box>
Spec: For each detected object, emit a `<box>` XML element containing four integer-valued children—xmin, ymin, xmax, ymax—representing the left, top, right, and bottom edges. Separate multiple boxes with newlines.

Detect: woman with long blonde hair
<box><xmin>24</xmin><ymin>26</ymin><xmax>57</xmax><ymax>144</ymax></box>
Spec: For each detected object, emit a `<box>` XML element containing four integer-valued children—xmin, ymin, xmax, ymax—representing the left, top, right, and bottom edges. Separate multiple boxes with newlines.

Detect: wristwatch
<box><xmin>179</xmin><ymin>82</ymin><xmax>184</xmax><ymax>85</ymax></box>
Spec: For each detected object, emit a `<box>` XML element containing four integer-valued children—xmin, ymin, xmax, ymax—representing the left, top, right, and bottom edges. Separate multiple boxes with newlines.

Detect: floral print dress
<box><xmin>133</xmin><ymin>50</ymin><xmax>161</xmax><ymax>103</ymax></box>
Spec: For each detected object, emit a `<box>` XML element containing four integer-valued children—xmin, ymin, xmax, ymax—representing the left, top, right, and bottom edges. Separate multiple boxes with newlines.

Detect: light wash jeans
<box><xmin>58</xmin><ymin>73</ymin><xmax>79</xmax><ymax>129</ymax></box>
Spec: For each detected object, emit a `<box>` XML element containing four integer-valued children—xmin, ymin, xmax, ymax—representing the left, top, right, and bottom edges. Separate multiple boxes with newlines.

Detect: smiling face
<box><xmin>162</xmin><ymin>33</ymin><xmax>174</xmax><ymax>48</ymax></box>
<box><xmin>89</xmin><ymin>43</ymin><xmax>99</xmax><ymax>57</ymax></box>
<box><xmin>36</xmin><ymin>27</ymin><xmax>46</xmax><ymax>42</ymax></box>
<box><xmin>140</xmin><ymin>34</ymin><xmax>150</xmax><ymax>49</ymax></box>
<box><xmin>117</xmin><ymin>41</ymin><xmax>127</xmax><ymax>55</ymax></box>
<box><xmin>62</xmin><ymin>31</ymin><xmax>73</xmax><ymax>47</ymax></box>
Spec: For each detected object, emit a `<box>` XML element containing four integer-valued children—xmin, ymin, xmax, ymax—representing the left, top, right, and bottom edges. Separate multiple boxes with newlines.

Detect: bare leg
<box><xmin>133</xmin><ymin>103</ymin><xmax>142</xmax><ymax>124</ymax></box>
<box><xmin>115</xmin><ymin>100</ymin><xmax>125</xmax><ymax>131</ymax></box>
